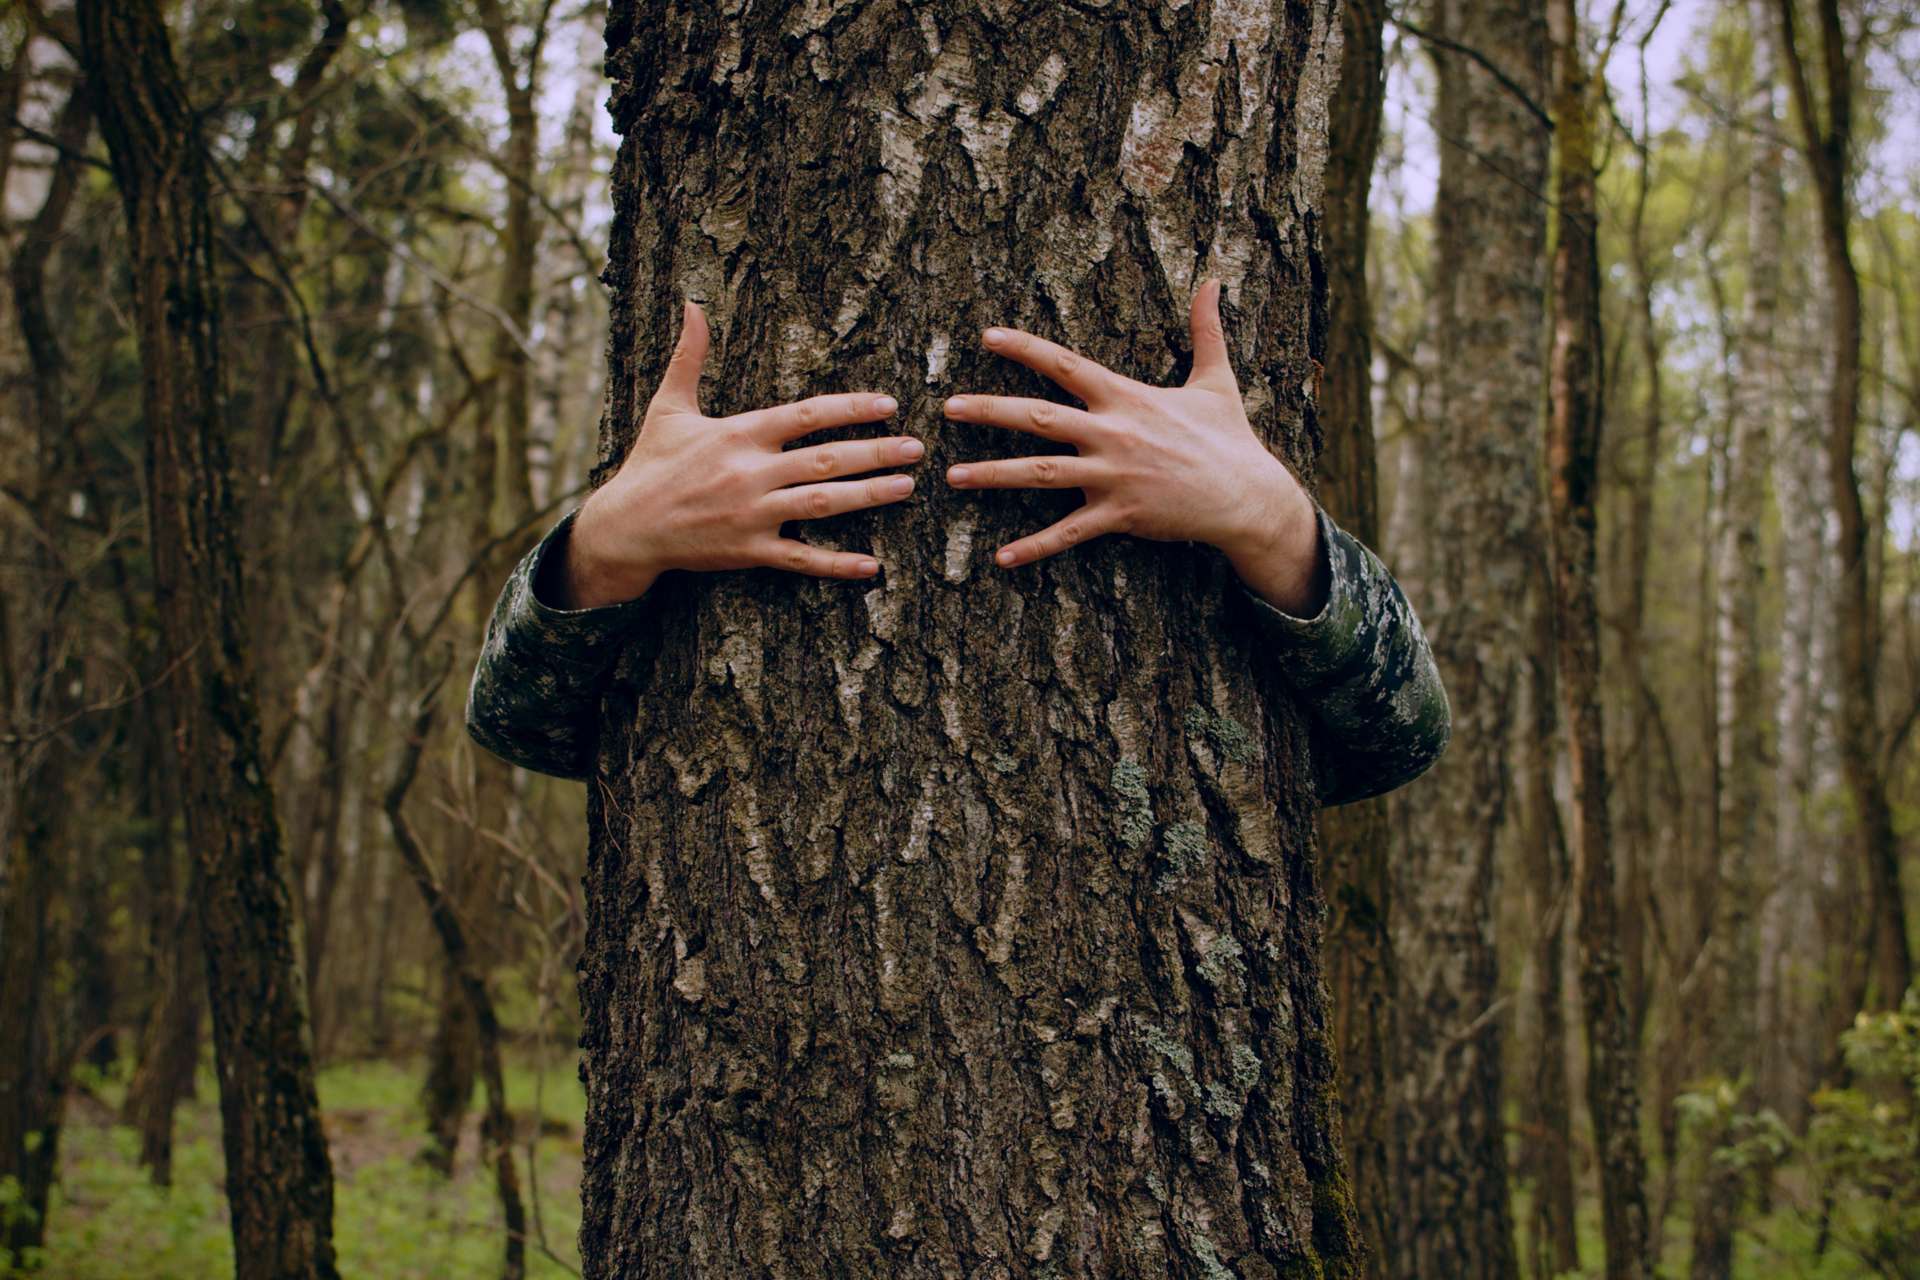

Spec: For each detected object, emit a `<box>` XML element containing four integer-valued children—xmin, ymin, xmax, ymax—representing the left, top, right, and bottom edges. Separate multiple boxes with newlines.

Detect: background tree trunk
<box><xmin>1689</xmin><ymin>9</ymin><xmax>1781</xmax><ymax>1270</ymax></box>
<box><xmin>1546</xmin><ymin>0</ymin><xmax>1652</xmax><ymax>1274</ymax></box>
<box><xmin>1772</xmin><ymin>0</ymin><xmax>1913</xmax><ymax>1018</ymax></box>
<box><xmin>1386</xmin><ymin>0</ymin><xmax>1547</xmax><ymax>1274</ymax></box>
<box><xmin>75</xmin><ymin>2</ymin><xmax>339</xmax><ymax>1275</ymax></box>
<box><xmin>582</xmin><ymin>2</ymin><xmax>1359</xmax><ymax>1275</ymax></box>
<box><xmin>1319</xmin><ymin>0</ymin><xmax>1396</xmax><ymax>1268</ymax></box>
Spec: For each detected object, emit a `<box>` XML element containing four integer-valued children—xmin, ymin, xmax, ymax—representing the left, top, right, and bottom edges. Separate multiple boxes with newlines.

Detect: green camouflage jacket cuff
<box><xmin>463</xmin><ymin>508</ymin><xmax>649</xmax><ymax>779</ymax></box>
<box><xmin>1239</xmin><ymin>503</ymin><xmax>1452</xmax><ymax>806</ymax></box>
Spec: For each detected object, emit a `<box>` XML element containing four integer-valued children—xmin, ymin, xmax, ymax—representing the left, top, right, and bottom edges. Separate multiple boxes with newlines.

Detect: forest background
<box><xmin>1</xmin><ymin>0</ymin><xmax>1917</xmax><ymax>1276</ymax></box>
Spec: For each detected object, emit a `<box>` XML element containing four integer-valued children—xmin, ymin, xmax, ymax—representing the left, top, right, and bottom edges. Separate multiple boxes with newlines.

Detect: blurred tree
<box><xmin>1546</xmin><ymin>0</ymin><xmax>1652</xmax><ymax>1274</ymax></box>
<box><xmin>75</xmin><ymin>0</ymin><xmax>339</xmax><ymax>1275</ymax></box>
<box><xmin>1387</xmin><ymin>0</ymin><xmax>1547</xmax><ymax>1274</ymax></box>
<box><xmin>1318</xmin><ymin>0</ymin><xmax>1397</xmax><ymax>1266</ymax></box>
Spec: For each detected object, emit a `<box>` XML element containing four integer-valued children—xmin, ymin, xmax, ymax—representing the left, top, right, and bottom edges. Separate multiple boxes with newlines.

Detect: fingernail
<box><xmin>997</xmin><ymin>548</ymin><xmax>1016</xmax><ymax>566</ymax></box>
<box><xmin>888</xmin><ymin>475</ymin><xmax>914</xmax><ymax>496</ymax></box>
<box><xmin>875</xmin><ymin>395</ymin><xmax>899</xmax><ymax>414</ymax></box>
<box><xmin>900</xmin><ymin>438</ymin><xmax>925</xmax><ymax>460</ymax></box>
<box><xmin>983</xmin><ymin>328</ymin><xmax>1007</xmax><ymax>345</ymax></box>
<box><xmin>859</xmin><ymin>558</ymin><xmax>880</xmax><ymax>575</ymax></box>
<box><xmin>945</xmin><ymin>396</ymin><xmax>968</xmax><ymax>414</ymax></box>
<box><xmin>948</xmin><ymin>466</ymin><xmax>971</xmax><ymax>485</ymax></box>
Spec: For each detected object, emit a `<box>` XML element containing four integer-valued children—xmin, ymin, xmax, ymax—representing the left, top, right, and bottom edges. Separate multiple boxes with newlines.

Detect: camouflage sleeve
<box><xmin>1239</xmin><ymin>503</ymin><xmax>1452</xmax><ymax>807</ymax></box>
<box><xmin>464</xmin><ymin>509</ymin><xmax>649</xmax><ymax>780</ymax></box>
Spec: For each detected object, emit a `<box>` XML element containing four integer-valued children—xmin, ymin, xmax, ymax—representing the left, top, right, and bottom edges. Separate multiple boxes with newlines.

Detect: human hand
<box><xmin>940</xmin><ymin>279</ymin><xmax>1326</xmax><ymax>614</ymax></box>
<box><xmin>557</xmin><ymin>300</ymin><xmax>924</xmax><ymax>609</ymax></box>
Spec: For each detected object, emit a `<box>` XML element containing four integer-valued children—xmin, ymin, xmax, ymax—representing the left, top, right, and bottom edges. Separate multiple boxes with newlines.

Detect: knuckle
<box><xmin>1029</xmin><ymin>402</ymin><xmax>1057</xmax><ymax>429</ymax></box>
<box><xmin>1053</xmin><ymin>349</ymin><xmax>1080</xmax><ymax>378</ymax></box>
<box><xmin>813</xmin><ymin>447</ymin><xmax>838</xmax><ymax>476</ymax></box>
<box><xmin>1033</xmin><ymin>458</ymin><xmax>1059</xmax><ymax>483</ymax></box>
<box><xmin>784</xmin><ymin>545</ymin><xmax>812</xmax><ymax>572</ymax></box>
<box><xmin>805</xmin><ymin>488</ymin><xmax>834</xmax><ymax>518</ymax></box>
<box><xmin>797</xmin><ymin>399</ymin><xmax>822</xmax><ymax>430</ymax></box>
<box><xmin>1060</xmin><ymin>521</ymin><xmax>1083</xmax><ymax>545</ymax></box>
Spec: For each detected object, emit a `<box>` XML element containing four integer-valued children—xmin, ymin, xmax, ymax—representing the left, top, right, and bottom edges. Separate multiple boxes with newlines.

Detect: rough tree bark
<box><xmin>1545</xmin><ymin>1</ymin><xmax>1652</xmax><ymax>1276</ymax></box>
<box><xmin>1772</xmin><ymin>0</ymin><xmax>1913</xmax><ymax>1016</ymax></box>
<box><xmin>1318</xmin><ymin>0</ymin><xmax>1395</xmax><ymax>1267</ymax></box>
<box><xmin>75</xmin><ymin>1</ymin><xmax>339</xmax><ymax>1276</ymax></box>
<box><xmin>582</xmin><ymin>2</ymin><xmax>1360</xmax><ymax>1276</ymax></box>
<box><xmin>1387</xmin><ymin>0</ymin><xmax>1547</xmax><ymax>1274</ymax></box>
<box><xmin>1690</xmin><ymin>9</ymin><xmax>1780</xmax><ymax>1271</ymax></box>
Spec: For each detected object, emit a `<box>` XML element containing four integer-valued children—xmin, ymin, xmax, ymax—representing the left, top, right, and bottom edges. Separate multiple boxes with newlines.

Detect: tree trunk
<box><xmin>75</xmin><ymin>2</ymin><xmax>339</xmax><ymax>1276</ymax></box>
<box><xmin>582</xmin><ymin>3</ymin><xmax>1359</xmax><ymax>1276</ymax></box>
<box><xmin>1546</xmin><ymin>1</ymin><xmax>1652</xmax><ymax>1275</ymax></box>
<box><xmin>1318</xmin><ymin>0</ymin><xmax>1395</xmax><ymax>1269</ymax></box>
<box><xmin>1690</xmin><ymin>9</ymin><xmax>1780</xmax><ymax>1270</ymax></box>
<box><xmin>1760</xmin><ymin>232</ymin><xmax>1826</xmax><ymax>1133</ymax></box>
<box><xmin>0</xmin><ymin>76</ymin><xmax>91</xmax><ymax>1260</ymax></box>
<box><xmin>1387</xmin><ymin>0</ymin><xmax>1547</xmax><ymax>1273</ymax></box>
<box><xmin>0</xmin><ymin>758</ymin><xmax>64</xmax><ymax>1263</ymax></box>
<box><xmin>1517</xmin><ymin>567</ymin><xmax>1579</xmax><ymax>1279</ymax></box>
<box><xmin>1772</xmin><ymin>0</ymin><xmax>1912</xmax><ymax>1017</ymax></box>
<box><xmin>388</xmin><ymin>688</ymin><xmax>527</xmax><ymax>1280</ymax></box>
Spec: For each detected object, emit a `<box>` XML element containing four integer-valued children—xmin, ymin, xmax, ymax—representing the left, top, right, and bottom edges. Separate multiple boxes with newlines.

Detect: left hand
<box><xmin>942</xmin><ymin>278</ymin><xmax>1327</xmax><ymax>615</ymax></box>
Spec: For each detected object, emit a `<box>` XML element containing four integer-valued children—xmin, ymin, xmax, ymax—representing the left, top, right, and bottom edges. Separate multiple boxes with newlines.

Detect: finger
<box><xmin>771</xmin><ymin>435</ymin><xmax>925</xmax><ymax>486</ymax></box>
<box><xmin>773</xmin><ymin>473</ymin><xmax>916</xmax><ymax>522</ymax></box>
<box><xmin>654</xmin><ymin>298</ymin><xmax>710</xmax><ymax>412</ymax></box>
<box><xmin>942</xmin><ymin>392</ymin><xmax>1101</xmax><ymax>443</ymax></box>
<box><xmin>946</xmin><ymin>454</ymin><xmax>1101</xmax><ymax>490</ymax></box>
<box><xmin>980</xmin><ymin>326</ymin><xmax>1121</xmax><ymax>406</ymax></box>
<box><xmin>738</xmin><ymin>391</ymin><xmax>900</xmax><ymax>444</ymax></box>
<box><xmin>994</xmin><ymin>506</ymin><xmax>1118</xmax><ymax>568</ymax></box>
<box><xmin>759</xmin><ymin>538</ymin><xmax>882</xmax><ymax>580</ymax></box>
<box><xmin>1186</xmin><ymin>278</ymin><xmax>1236</xmax><ymax>390</ymax></box>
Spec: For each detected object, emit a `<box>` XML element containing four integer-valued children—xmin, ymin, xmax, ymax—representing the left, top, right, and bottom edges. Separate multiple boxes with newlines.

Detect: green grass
<box><xmin>26</xmin><ymin>1051</ymin><xmax>584</xmax><ymax>1279</ymax></box>
<box><xmin>1512</xmin><ymin>1174</ymin><xmax>1889</xmax><ymax>1279</ymax></box>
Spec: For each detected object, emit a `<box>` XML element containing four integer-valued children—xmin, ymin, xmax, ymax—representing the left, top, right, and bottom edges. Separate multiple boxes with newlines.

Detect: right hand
<box><xmin>557</xmin><ymin>299</ymin><xmax>923</xmax><ymax>608</ymax></box>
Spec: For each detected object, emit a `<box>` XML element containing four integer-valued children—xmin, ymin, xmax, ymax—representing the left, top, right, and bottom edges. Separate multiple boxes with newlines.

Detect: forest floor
<box><xmin>30</xmin><ymin>1055</ymin><xmax>1888</xmax><ymax>1279</ymax></box>
<box><xmin>37</xmin><ymin>1050</ymin><xmax>585</xmax><ymax>1278</ymax></box>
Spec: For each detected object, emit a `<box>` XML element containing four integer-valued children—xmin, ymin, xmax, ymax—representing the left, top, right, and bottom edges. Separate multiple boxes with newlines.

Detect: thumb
<box><xmin>1186</xmin><ymin>278</ymin><xmax>1235</xmax><ymax>390</ymax></box>
<box><xmin>654</xmin><ymin>297</ymin><xmax>710</xmax><ymax>412</ymax></box>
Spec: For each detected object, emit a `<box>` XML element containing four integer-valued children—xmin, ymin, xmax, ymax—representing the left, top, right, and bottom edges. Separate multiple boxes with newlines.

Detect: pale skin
<box><xmin>554</xmin><ymin>278</ymin><xmax>1328</xmax><ymax>619</ymax></box>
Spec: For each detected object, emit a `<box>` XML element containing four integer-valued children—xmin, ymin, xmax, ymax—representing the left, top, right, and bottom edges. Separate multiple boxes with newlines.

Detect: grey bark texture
<box><xmin>582</xmin><ymin>2</ymin><xmax>1362</xmax><ymax>1276</ymax></box>
<box><xmin>1386</xmin><ymin>0</ymin><xmax>1546</xmax><ymax>1275</ymax></box>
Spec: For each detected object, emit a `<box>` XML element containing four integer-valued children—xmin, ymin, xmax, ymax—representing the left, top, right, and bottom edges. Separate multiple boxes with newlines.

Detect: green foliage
<box><xmin>1676</xmin><ymin>988</ymin><xmax>1920</xmax><ymax>1279</ymax></box>
<box><xmin>1800</xmin><ymin>989</ymin><xmax>1920</xmax><ymax>1276</ymax></box>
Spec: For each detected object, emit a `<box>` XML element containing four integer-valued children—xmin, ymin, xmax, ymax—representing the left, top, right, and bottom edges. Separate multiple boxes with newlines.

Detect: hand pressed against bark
<box><xmin>942</xmin><ymin>278</ymin><xmax>1329</xmax><ymax>616</ymax></box>
<box><xmin>557</xmin><ymin>300</ymin><xmax>922</xmax><ymax>608</ymax></box>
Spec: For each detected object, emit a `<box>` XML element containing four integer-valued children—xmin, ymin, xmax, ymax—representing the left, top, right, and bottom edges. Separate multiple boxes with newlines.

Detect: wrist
<box><xmin>555</xmin><ymin>496</ymin><xmax>664</xmax><ymax>610</ymax></box>
<box><xmin>1218</xmin><ymin>461</ymin><xmax>1325</xmax><ymax>616</ymax></box>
